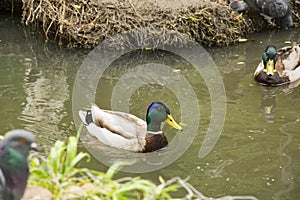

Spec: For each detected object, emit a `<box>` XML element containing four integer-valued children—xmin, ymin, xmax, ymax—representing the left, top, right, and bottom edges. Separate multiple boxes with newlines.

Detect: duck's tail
<box><xmin>79</xmin><ymin>110</ymin><xmax>93</xmax><ymax>125</ymax></box>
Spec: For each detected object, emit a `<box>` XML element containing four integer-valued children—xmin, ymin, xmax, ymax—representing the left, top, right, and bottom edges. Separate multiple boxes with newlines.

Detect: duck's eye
<box><xmin>157</xmin><ymin>107</ymin><xmax>162</xmax><ymax>111</ymax></box>
<box><xmin>19</xmin><ymin>138</ymin><xmax>25</xmax><ymax>144</ymax></box>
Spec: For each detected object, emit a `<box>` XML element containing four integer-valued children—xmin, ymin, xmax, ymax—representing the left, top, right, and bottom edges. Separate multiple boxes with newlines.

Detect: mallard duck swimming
<box><xmin>254</xmin><ymin>44</ymin><xmax>300</xmax><ymax>86</ymax></box>
<box><xmin>230</xmin><ymin>0</ymin><xmax>293</xmax><ymax>28</ymax></box>
<box><xmin>79</xmin><ymin>102</ymin><xmax>183</xmax><ymax>153</ymax></box>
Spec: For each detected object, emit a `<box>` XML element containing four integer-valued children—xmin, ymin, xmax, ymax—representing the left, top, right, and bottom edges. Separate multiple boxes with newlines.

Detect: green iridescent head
<box><xmin>146</xmin><ymin>102</ymin><xmax>182</xmax><ymax>132</ymax></box>
<box><xmin>262</xmin><ymin>46</ymin><xmax>278</xmax><ymax>76</ymax></box>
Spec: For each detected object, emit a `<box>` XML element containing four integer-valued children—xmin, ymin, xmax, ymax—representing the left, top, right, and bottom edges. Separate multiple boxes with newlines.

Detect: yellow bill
<box><xmin>165</xmin><ymin>114</ymin><xmax>183</xmax><ymax>131</ymax></box>
<box><xmin>266</xmin><ymin>60</ymin><xmax>275</xmax><ymax>76</ymax></box>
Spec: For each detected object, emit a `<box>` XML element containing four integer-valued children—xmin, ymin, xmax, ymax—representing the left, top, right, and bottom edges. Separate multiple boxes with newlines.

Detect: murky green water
<box><xmin>1</xmin><ymin>13</ymin><xmax>300</xmax><ymax>199</ymax></box>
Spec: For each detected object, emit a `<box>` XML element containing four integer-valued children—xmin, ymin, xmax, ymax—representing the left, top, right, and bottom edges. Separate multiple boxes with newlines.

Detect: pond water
<box><xmin>1</xmin><ymin>13</ymin><xmax>300</xmax><ymax>199</ymax></box>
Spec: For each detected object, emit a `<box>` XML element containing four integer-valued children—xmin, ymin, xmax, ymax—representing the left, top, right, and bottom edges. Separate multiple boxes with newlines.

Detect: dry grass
<box><xmin>20</xmin><ymin>0</ymin><xmax>300</xmax><ymax>48</ymax></box>
<box><xmin>21</xmin><ymin>0</ymin><xmax>247</xmax><ymax>48</ymax></box>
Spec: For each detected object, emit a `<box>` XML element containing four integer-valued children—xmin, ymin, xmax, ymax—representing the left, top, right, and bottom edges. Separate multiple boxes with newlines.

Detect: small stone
<box><xmin>64</xmin><ymin>185</ymin><xmax>85</xmax><ymax>199</ymax></box>
<box><xmin>22</xmin><ymin>185</ymin><xmax>52</xmax><ymax>200</ymax></box>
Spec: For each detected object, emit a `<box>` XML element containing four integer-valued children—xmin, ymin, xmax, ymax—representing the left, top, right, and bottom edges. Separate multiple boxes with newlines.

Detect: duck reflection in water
<box><xmin>260</xmin><ymin>86</ymin><xmax>277</xmax><ymax>123</ymax></box>
<box><xmin>259</xmin><ymin>79</ymin><xmax>300</xmax><ymax>123</ymax></box>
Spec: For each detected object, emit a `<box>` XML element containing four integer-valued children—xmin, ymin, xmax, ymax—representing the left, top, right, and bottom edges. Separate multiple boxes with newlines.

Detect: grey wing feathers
<box><xmin>256</xmin><ymin>0</ymin><xmax>288</xmax><ymax>17</ymax></box>
<box><xmin>0</xmin><ymin>168</ymin><xmax>5</xmax><ymax>200</ymax></box>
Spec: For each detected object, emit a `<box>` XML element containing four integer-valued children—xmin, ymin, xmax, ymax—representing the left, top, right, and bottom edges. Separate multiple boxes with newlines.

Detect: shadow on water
<box><xmin>0</xmin><ymin>12</ymin><xmax>300</xmax><ymax>199</ymax></box>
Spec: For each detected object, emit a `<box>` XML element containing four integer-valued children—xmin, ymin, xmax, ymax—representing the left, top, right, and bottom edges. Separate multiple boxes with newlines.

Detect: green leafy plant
<box><xmin>29</xmin><ymin>125</ymin><xmax>93</xmax><ymax>198</ymax></box>
<box><xmin>28</xmin><ymin>125</ymin><xmax>258</xmax><ymax>200</ymax></box>
<box><xmin>28</xmin><ymin>125</ymin><xmax>178</xmax><ymax>199</ymax></box>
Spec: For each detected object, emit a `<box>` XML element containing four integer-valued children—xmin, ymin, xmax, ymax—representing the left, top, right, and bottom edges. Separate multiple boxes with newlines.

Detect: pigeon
<box><xmin>0</xmin><ymin>130</ymin><xmax>39</xmax><ymax>200</ymax></box>
<box><xmin>230</xmin><ymin>0</ymin><xmax>293</xmax><ymax>28</ymax></box>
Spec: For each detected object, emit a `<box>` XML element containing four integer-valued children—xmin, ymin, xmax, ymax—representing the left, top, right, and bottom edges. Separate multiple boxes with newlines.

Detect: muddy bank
<box><xmin>19</xmin><ymin>0</ymin><xmax>300</xmax><ymax>48</ymax></box>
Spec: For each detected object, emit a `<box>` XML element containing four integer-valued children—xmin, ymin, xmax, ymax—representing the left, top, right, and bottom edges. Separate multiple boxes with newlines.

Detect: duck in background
<box><xmin>0</xmin><ymin>130</ymin><xmax>39</xmax><ymax>200</ymax></box>
<box><xmin>79</xmin><ymin>102</ymin><xmax>183</xmax><ymax>153</ymax></box>
<box><xmin>230</xmin><ymin>0</ymin><xmax>293</xmax><ymax>28</ymax></box>
<box><xmin>254</xmin><ymin>43</ymin><xmax>300</xmax><ymax>86</ymax></box>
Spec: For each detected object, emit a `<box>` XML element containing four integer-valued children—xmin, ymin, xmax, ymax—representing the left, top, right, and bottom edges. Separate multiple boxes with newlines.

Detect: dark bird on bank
<box><xmin>0</xmin><ymin>130</ymin><xmax>39</xmax><ymax>200</ymax></box>
<box><xmin>230</xmin><ymin>0</ymin><xmax>293</xmax><ymax>28</ymax></box>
